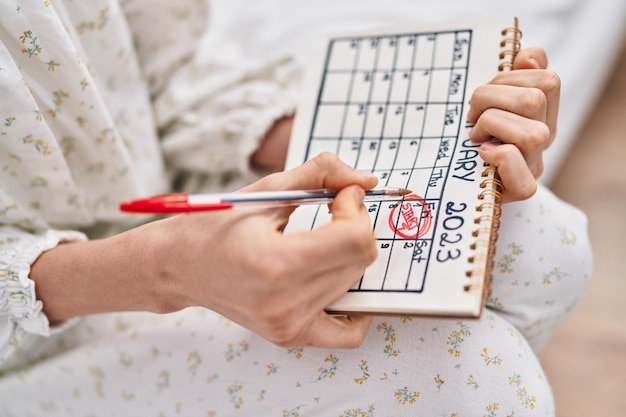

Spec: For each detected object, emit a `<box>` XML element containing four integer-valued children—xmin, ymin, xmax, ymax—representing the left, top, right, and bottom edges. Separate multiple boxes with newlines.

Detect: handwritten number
<box><xmin>437</xmin><ymin>248</ymin><xmax>461</xmax><ymax>262</ymax></box>
<box><xmin>436</xmin><ymin>201</ymin><xmax>467</xmax><ymax>262</ymax></box>
<box><xmin>443</xmin><ymin>215</ymin><xmax>463</xmax><ymax>231</ymax></box>
<box><xmin>445</xmin><ymin>201</ymin><xmax>467</xmax><ymax>215</ymax></box>
<box><xmin>440</xmin><ymin>232</ymin><xmax>462</xmax><ymax>246</ymax></box>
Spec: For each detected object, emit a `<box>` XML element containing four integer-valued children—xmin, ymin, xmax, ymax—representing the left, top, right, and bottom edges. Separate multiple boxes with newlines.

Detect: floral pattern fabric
<box><xmin>0</xmin><ymin>1</ymin><xmax>591</xmax><ymax>416</ymax></box>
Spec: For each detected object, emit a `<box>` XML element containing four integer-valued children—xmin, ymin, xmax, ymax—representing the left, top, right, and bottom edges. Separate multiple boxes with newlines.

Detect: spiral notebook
<box><xmin>283</xmin><ymin>16</ymin><xmax>521</xmax><ymax>318</ymax></box>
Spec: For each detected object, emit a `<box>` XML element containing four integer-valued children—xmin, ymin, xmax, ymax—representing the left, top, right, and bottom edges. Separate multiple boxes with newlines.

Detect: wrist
<box><xmin>130</xmin><ymin>219</ymin><xmax>193</xmax><ymax>314</ymax></box>
<box><xmin>249</xmin><ymin>115</ymin><xmax>294</xmax><ymax>173</ymax></box>
<box><xmin>29</xmin><ymin>223</ymin><xmax>184</xmax><ymax>322</ymax></box>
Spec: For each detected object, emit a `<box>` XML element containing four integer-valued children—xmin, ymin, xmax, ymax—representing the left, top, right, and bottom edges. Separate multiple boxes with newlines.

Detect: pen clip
<box><xmin>119</xmin><ymin>193</ymin><xmax>233</xmax><ymax>214</ymax></box>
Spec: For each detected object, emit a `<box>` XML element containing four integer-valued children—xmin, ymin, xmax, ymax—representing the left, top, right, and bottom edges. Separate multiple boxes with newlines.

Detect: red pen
<box><xmin>119</xmin><ymin>187</ymin><xmax>411</xmax><ymax>214</ymax></box>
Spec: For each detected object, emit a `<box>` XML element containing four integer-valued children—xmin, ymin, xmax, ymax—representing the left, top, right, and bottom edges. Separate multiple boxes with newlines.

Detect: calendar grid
<box><xmin>303</xmin><ymin>29</ymin><xmax>473</xmax><ymax>293</ymax></box>
<box><xmin>364</xmin><ymin>35</ymin><xmax>401</xmax><ymax>291</ymax></box>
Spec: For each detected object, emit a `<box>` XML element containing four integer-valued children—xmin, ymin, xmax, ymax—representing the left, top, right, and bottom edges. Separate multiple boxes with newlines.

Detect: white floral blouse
<box><xmin>0</xmin><ymin>0</ymin><xmax>298</xmax><ymax>348</ymax></box>
<box><xmin>0</xmin><ymin>1</ymin><xmax>592</xmax><ymax>416</ymax></box>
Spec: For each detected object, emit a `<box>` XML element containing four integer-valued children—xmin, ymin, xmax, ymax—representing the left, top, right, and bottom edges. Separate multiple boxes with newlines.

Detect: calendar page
<box><xmin>284</xmin><ymin>17</ymin><xmax>516</xmax><ymax>317</ymax></box>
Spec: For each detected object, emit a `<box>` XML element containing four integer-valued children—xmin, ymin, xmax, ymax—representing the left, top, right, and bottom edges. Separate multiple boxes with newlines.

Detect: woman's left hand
<box><xmin>467</xmin><ymin>47</ymin><xmax>561</xmax><ymax>202</ymax></box>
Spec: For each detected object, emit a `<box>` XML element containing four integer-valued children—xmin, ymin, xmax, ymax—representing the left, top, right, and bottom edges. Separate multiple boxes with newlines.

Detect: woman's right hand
<box><xmin>32</xmin><ymin>153</ymin><xmax>379</xmax><ymax>349</ymax></box>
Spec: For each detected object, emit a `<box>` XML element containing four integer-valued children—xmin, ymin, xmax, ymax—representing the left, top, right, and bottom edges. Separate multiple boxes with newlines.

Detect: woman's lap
<box><xmin>1</xmin><ymin>308</ymin><xmax>554</xmax><ymax>416</ymax></box>
<box><xmin>0</xmin><ymin>185</ymin><xmax>591</xmax><ymax>416</ymax></box>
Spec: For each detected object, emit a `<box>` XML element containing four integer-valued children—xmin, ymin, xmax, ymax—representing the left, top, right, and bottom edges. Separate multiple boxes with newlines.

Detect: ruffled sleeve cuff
<box><xmin>0</xmin><ymin>228</ymin><xmax>87</xmax><ymax>338</ymax></box>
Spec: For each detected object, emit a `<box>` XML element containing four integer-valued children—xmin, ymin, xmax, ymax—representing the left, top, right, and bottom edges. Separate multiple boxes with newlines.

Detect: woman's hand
<box><xmin>33</xmin><ymin>153</ymin><xmax>378</xmax><ymax>349</ymax></box>
<box><xmin>155</xmin><ymin>153</ymin><xmax>378</xmax><ymax>348</ymax></box>
<box><xmin>467</xmin><ymin>47</ymin><xmax>561</xmax><ymax>202</ymax></box>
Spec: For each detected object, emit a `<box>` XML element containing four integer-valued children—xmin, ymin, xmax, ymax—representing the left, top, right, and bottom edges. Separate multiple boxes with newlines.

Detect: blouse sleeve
<box><xmin>0</xmin><ymin>2</ymin><xmax>138</xmax><ymax>369</ymax></box>
<box><xmin>121</xmin><ymin>1</ymin><xmax>302</xmax><ymax>189</ymax></box>
<box><xmin>0</xmin><ymin>227</ymin><xmax>87</xmax><ymax>369</ymax></box>
<box><xmin>0</xmin><ymin>0</ymin><xmax>301</xmax><ymax>369</ymax></box>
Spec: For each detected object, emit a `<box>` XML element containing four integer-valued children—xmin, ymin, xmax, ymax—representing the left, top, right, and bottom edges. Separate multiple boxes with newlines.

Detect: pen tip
<box><xmin>399</xmin><ymin>187</ymin><xmax>412</xmax><ymax>196</ymax></box>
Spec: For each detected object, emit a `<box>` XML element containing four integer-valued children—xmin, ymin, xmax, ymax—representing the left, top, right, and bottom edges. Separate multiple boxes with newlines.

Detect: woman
<box><xmin>0</xmin><ymin>1</ymin><xmax>590</xmax><ymax>415</ymax></box>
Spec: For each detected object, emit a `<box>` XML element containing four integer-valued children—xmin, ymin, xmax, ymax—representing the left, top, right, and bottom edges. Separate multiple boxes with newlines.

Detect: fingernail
<box><xmin>480</xmin><ymin>141</ymin><xmax>497</xmax><ymax>152</ymax></box>
<box><xmin>353</xmin><ymin>186</ymin><xmax>366</xmax><ymax>204</ymax></box>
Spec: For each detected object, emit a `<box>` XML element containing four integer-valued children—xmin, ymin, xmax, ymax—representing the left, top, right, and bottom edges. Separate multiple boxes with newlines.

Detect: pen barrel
<box><xmin>120</xmin><ymin>187</ymin><xmax>411</xmax><ymax>213</ymax></box>
<box><xmin>219</xmin><ymin>189</ymin><xmax>339</xmax><ymax>204</ymax></box>
<box><xmin>193</xmin><ymin>188</ymin><xmax>407</xmax><ymax>206</ymax></box>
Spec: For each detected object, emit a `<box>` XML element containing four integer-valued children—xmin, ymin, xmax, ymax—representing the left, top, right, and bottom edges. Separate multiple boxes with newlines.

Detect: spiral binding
<box><xmin>464</xmin><ymin>18</ymin><xmax>521</xmax><ymax>302</ymax></box>
<box><xmin>498</xmin><ymin>17</ymin><xmax>522</xmax><ymax>71</ymax></box>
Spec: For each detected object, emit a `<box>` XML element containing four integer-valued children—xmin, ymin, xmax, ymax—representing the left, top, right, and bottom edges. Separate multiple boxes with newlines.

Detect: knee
<box><xmin>488</xmin><ymin>185</ymin><xmax>593</xmax><ymax>349</ymax></box>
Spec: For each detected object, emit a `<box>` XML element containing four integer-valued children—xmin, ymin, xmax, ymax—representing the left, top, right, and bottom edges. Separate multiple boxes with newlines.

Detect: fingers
<box><xmin>466</xmin><ymin>47</ymin><xmax>561</xmax><ymax>202</ymax></box>
<box><xmin>467</xmin><ymin>82</ymin><xmax>547</xmax><ymax>128</ymax></box>
<box><xmin>263</xmin><ymin>263</ymin><xmax>373</xmax><ymax>348</ymax></box>
<box><xmin>295</xmin><ymin>313</ymin><xmax>373</xmax><ymax>348</ymax></box>
<box><xmin>244</xmin><ymin>152</ymin><xmax>379</xmax><ymax>193</ymax></box>
<box><xmin>479</xmin><ymin>141</ymin><xmax>538</xmax><ymax>202</ymax></box>
<box><xmin>513</xmin><ymin>47</ymin><xmax>548</xmax><ymax>70</ymax></box>
<box><xmin>247</xmin><ymin>162</ymin><xmax>378</xmax><ymax>275</ymax></box>
<box><xmin>470</xmin><ymin>107</ymin><xmax>550</xmax><ymax>178</ymax></box>
<box><xmin>268</xmin><ymin>312</ymin><xmax>373</xmax><ymax>349</ymax></box>
<box><xmin>468</xmin><ymin>47</ymin><xmax>559</xmax><ymax>141</ymax></box>
<box><xmin>272</xmin><ymin>186</ymin><xmax>376</xmax><ymax>348</ymax></box>
<box><xmin>224</xmin><ymin>153</ymin><xmax>378</xmax><ymax>349</ymax></box>
<box><xmin>467</xmin><ymin>69</ymin><xmax>561</xmax><ymax>146</ymax></box>
<box><xmin>283</xmin><ymin>185</ymin><xmax>378</xmax><ymax>274</ymax></box>
<box><xmin>249</xmin><ymin>255</ymin><xmax>373</xmax><ymax>348</ymax></box>
<box><xmin>229</xmin><ymin>182</ymin><xmax>376</xmax><ymax>349</ymax></box>
<box><xmin>486</xmin><ymin>70</ymin><xmax>560</xmax><ymax>143</ymax></box>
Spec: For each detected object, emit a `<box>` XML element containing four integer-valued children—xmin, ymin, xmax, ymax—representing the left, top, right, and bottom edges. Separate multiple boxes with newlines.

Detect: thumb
<box><xmin>513</xmin><ymin>47</ymin><xmax>548</xmax><ymax>70</ymax></box>
<box><xmin>328</xmin><ymin>185</ymin><xmax>366</xmax><ymax>221</ymax></box>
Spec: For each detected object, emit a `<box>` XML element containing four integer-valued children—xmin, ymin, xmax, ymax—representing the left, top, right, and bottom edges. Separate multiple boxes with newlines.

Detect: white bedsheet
<box><xmin>211</xmin><ymin>0</ymin><xmax>626</xmax><ymax>183</ymax></box>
